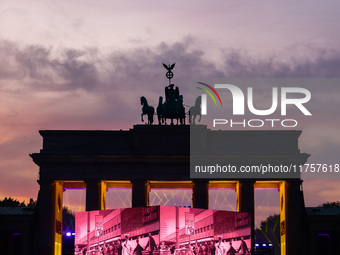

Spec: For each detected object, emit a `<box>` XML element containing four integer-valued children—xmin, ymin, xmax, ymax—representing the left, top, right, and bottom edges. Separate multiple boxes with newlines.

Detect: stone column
<box><xmin>237</xmin><ymin>179</ymin><xmax>255</xmax><ymax>254</ymax></box>
<box><xmin>285</xmin><ymin>179</ymin><xmax>305</xmax><ymax>255</ymax></box>
<box><xmin>131</xmin><ymin>180</ymin><xmax>149</xmax><ymax>207</ymax></box>
<box><xmin>193</xmin><ymin>179</ymin><xmax>209</xmax><ymax>209</ymax></box>
<box><xmin>86</xmin><ymin>180</ymin><xmax>106</xmax><ymax>211</ymax></box>
<box><xmin>34</xmin><ymin>180</ymin><xmax>63</xmax><ymax>255</ymax></box>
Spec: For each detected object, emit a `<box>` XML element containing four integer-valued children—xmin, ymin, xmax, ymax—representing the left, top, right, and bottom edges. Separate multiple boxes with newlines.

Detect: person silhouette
<box><xmin>134</xmin><ymin>239</ymin><xmax>144</xmax><ymax>255</ymax></box>
<box><xmin>227</xmin><ymin>240</ymin><xmax>236</xmax><ymax>255</ymax></box>
<box><xmin>165</xmin><ymin>84</ymin><xmax>179</xmax><ymax>102</ymax></box>
<box><xmin>145</xmin><ymin>232</ymin><xmax>157</xmax><ymax>255</ymax></box>
<box><xmin>216</xmin><ymin>237</ymin><xmax>225</xmax><ymax>255</ymax></box>
<box><xmin>122</xmin><ymin>235</ymin><xmax>132</xmax><ymax>255</ymax></box>
<box><xmin>237</xmin><ymin>237</ymin><xmax>249</xmax><ymax>255</ymax></box>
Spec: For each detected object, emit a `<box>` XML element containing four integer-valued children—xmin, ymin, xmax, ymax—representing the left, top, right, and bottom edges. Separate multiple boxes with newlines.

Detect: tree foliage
<box><xmin>255</xmin><ymin>214</ymin><xmax>280</xmax><ymax>254</ymax></box>
<box><xmin>63</xmin><ymin>206</ymin><xmax>75</xmax><ymax>232</ymax></box>
<box><xmin>0</xmin><ymin>197</ymin><xmax>30</xmax><ymax>207</ymax></box>
<box><xmin>318</xmin><ymin>201</ymin><xmax>340</xmax><ymax>208</ymax></box>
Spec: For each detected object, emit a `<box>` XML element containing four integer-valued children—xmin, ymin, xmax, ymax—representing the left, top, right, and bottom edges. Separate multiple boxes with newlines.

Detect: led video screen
<box><xmin>75</xmin><ymin>206</ymin><xmax>251</xmax><ymax>255</ymax></box>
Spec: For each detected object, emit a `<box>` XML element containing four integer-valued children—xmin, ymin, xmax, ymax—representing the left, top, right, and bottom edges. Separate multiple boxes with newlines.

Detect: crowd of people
<box><xmin>189</xmin><ymin>236</ymin><xmax>249</xmax><ymax>255</ymax></box>
<box><xmin>75</xmin><ymin>233</ymin><xmax>158</xmax><ymax>255</ymax></box>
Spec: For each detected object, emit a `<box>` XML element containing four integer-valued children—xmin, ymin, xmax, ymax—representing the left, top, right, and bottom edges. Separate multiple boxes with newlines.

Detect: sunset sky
<box><xmin>1</xmin><ymin>0</ymin><xmax>340</xmax><ymax>223</ymax></box>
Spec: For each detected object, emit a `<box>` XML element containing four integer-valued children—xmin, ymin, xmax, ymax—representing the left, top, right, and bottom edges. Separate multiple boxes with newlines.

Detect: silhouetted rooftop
<box><xmin>305</xmin><ymin>207</ymin><xmax>340</xmax><ymax>216</ymax></box>
<box><xmin>0</xmin><ymin>206</ymin><xmax>35</xmax><ymax>215</ymax></box>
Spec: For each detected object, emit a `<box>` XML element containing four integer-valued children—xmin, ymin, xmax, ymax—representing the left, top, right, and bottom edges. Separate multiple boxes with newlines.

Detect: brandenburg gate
<box><xmin>30</xmin><ymin>125</ymin><xmax>309</xmax><ymax>255</ymax></box>
<box><xmin>30</xmin><ymin>63</ymin><xmax>309</xmax><ymax>255</ymax></box>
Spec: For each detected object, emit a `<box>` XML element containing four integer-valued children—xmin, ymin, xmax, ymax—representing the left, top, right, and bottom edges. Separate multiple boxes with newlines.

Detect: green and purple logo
<box><xmin>196</xmin><ymin>82</ymin><xmax>223</xmax><ymax>115</ymax></box>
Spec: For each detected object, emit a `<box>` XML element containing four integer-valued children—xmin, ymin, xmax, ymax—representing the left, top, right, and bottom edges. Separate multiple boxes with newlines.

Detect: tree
<box><xmin>27</xmin><ymin>198</ymin><xmax>37</xmax><ymax>207</ymax></box>
<box><xmin>0</xmin><ymin>197</ymin><xmax>27</xmax><ymax>207</ymax></box>
<box><xmin>63</xmin><ymin>206</ymin><xmax>75</xmax><ymax>233</ymax></box>
<box><xmin>255</xmin><ymin>214</ymin><xmax>280</xmax><ymax>254</ymax></box>
<box><xmin>318</xmin><ymin>201</ymin><xmax>340</xmax><ymax>208</ymax></box>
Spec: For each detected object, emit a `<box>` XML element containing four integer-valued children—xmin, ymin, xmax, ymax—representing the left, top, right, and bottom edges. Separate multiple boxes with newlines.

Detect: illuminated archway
<box><xmin>148</xmin><ymin>181</ymin><xmax>193</xmax><ymax>207</ymax></box>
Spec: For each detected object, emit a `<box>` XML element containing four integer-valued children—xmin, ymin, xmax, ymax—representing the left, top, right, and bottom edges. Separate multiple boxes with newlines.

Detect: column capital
<box><xmin>84</xmin><ymin>179</ymin><xmax>103</xmax><ymax>184</ymax></box>
<box><xmin>285</xmin><ymin>178</ymin><xmax>303</xmax><ymax>185</ymax></box>
<box><xmin>86</xmin><ymin>181</ymin><xmax>106</xmax><ymax>211</ymax></box>
<box><xmin>193</xmin><ymin>179</ymin><xmax>209</xmax><ymax>209</ymax></box>
<box><xmin>238</xmin><ymin>179</ymin><xmax>256</xmax><ymax>184</ymax></box>
<box><xmin>131</xmin><ymin>180</ymin><xmax>148</xmax><ymax>207</ymax></box>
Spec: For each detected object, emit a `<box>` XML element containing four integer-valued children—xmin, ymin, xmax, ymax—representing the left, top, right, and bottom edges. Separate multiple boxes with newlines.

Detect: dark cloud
<box><xmin>1</xmin><ymin>37</ymin><xmax>340</xmax><ymax>131</ymax></box>
<box><xmin>1</xmin><ymin>38</ymin><xmax>340</xmax><ymax>96</ymax></box>
<box><xmin>221</xmin><ymin>48</ymin><xmax>340</xmax><ymax>77</ymax></box>
<box><xmin>0</xmin><ymin>41</ymin><xmax>99</xmax><ymax>91</ymax></box>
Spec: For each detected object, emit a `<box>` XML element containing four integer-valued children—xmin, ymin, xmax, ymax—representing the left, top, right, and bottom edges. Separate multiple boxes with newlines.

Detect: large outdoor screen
<box><xmin>75</xmin><ymin>206</ymin><xmax>251</xmax><ymax>255</ymax></box>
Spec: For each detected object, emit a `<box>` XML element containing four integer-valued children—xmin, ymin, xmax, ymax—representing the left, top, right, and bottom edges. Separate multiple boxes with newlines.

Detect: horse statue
<box><xmin>140</xmin><ymin>96</ymin><xmax>154</xmax><ymax>125</ymax></box>
<box><xmin>176</xmin><ymin>95</ymin><xmax>185</xmax><ymax>125</ymax></box>
<box><xmin>189</xmin><ymin>96</ymin><xmax>201</xmax><ymax>125</ymax></box>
